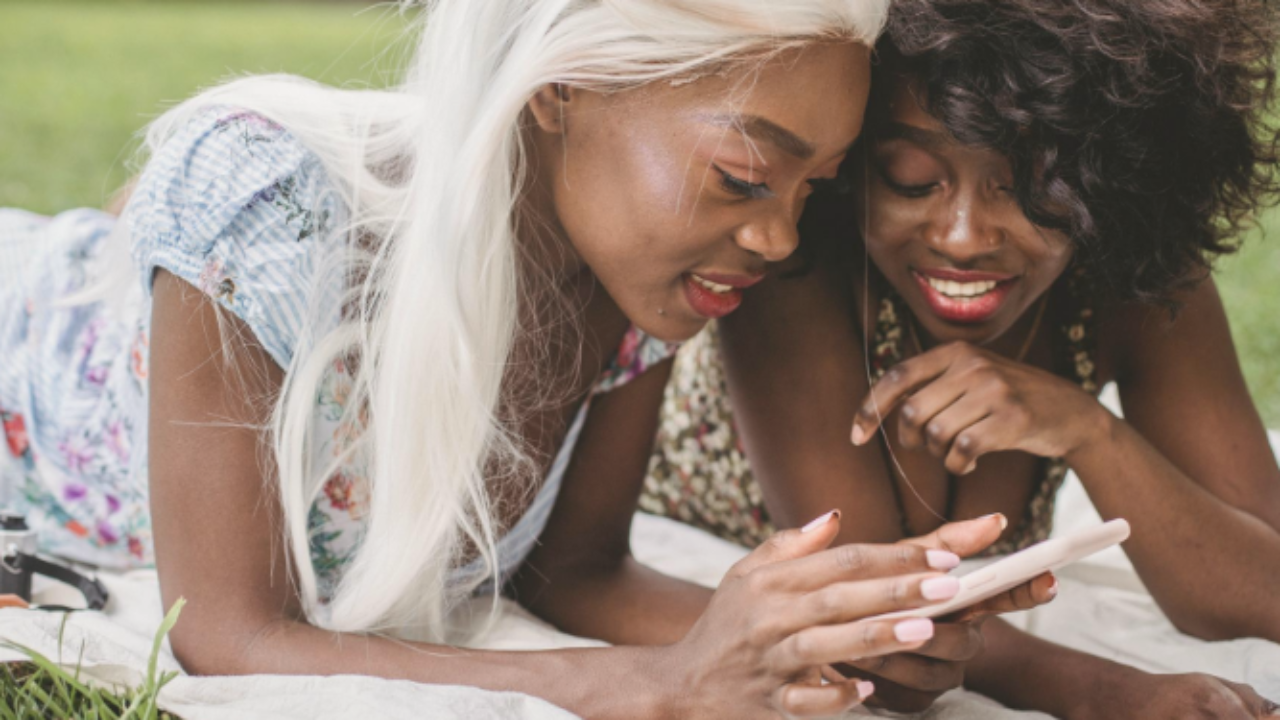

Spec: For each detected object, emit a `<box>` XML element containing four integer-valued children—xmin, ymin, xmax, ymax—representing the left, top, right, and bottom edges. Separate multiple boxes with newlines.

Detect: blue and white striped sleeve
<box><xmin>126</xmin><ymin>106</ymin><xmax>345</xmax><ymax>369</ymax></box>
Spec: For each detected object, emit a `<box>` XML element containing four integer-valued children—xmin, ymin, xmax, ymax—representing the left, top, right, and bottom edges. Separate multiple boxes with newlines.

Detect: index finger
<box><xmin>852</xmin><ymin>351</ymin><xmax>953</xmax><ymax>446</ymax></box>
<box><xmin>768</xmin><ymin>542</ymin><xmax>963</xmax><ymax>592</ymax></box>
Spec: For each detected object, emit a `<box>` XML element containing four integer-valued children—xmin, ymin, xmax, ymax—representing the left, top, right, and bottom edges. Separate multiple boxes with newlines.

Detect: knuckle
<box><xmin>810</xmin><ymin>587</ymin><xmax>841</xmax><ymax>619</ymax></box>
<box><xmin>837</xmin><ymin>544</ymin><xmax>871</xmax><ymax>573</ymax></box>
<box><xmin>743</xmin><ymin>568</ymin><xmax>776</xmax><ymax>595</ymax></box>
<box><xmin>858</xmin><ymin>621</ymin><xmax>885</xmax><ymax>653</ymax></box>
<box><xmin>895</xmin><ymin>545</ymin><xmax>923</xmax><ymax>570</ymax></box>
<box><xmin>900</xmin><ymin>402</ymin><xmax>921</xmax><ymax>427</ymax></box>
<box><xmin>886</xmin><ymin>577</ymin><xmax>912</xmax><ymax>605</ymax></box>
<box><xmin>925</xmin><ymin>421</ymin><xmax>947</xmax><ymax>442</ymax></box>
<box><xmin>788</xmin><ymin>629</ymin><xmax>814</xmax><ymax>664</ymax></box>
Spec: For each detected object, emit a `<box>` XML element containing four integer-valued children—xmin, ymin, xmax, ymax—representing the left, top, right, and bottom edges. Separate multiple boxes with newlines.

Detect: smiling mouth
<box><xmin>911</xmin><ymin>270</ymin><xmax>1018</xmax><ymax>324</ymax></box>
<box><xmin>689</xmin><ymin>273</ymin><xmax>735</xmax><ymax>294</ymax></box>
<box><xmin>921</xmin><ymin>276</ymin><xmax>1001</xmax><ymax>300</ymax></box>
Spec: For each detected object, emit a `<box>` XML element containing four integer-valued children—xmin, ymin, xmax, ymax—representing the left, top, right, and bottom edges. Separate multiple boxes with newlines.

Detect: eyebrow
<box><xmin>874</xmin><ymin>122</ymin><xmax>953</xmax><ymax>150</ymax></box>
<box><xmin>702</xmin><ymin>113</ymin><xmax>817</xmax><ymax>161</ymax></box>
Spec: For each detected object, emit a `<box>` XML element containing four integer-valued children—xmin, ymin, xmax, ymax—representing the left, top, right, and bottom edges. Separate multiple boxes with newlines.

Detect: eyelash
<box><xmin>883</xmin><ymin>177</ymin><xmax>938</xmax><ymax>199</ymax></box>
<box><xmin>716</xmin><ymin>165</ymin><xmax>774</xmax><ymax>200</ymax></box>
<box><xmin>715</xmin><ymin>166</ymin><xmax>845</xmax><ymax>200</ymax></box>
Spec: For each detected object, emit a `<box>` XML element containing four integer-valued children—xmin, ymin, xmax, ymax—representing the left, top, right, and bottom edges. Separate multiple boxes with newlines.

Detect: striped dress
<box><xmin>0</xmin><ymin>107</ymin><xmax>678</xmax><ymax>601</ymax></box>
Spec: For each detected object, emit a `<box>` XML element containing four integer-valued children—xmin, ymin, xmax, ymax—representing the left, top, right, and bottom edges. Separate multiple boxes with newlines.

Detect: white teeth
<box><xmin>926</xmin><ymin>277</ymin><xmax>998</xmax><ymax>299</ymax></box>
<box><xmin>691</xmin><ymin>274</ymin><xmax>734</xmax><ymax>294</ymax></box>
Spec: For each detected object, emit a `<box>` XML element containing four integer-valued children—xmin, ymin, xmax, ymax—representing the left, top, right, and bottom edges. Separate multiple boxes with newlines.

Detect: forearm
<box><xmin>199</xmin><ymin>615</ymin><xmax>675</xmax><ymax>719</ymax></box>
<box><xmin>1068</xmin><ymin>412</ymin><xmax>1280</xmax><ymax>640</ymax></box>
<box><xmin>516</xmin><ymin>556</ymin><xmax>713</xmax><ymax>646</ymax></box>
<box><xmin>965</xmin><ymin>618</ymin><xmax>1131</xmax><ymax>720</ymax></box>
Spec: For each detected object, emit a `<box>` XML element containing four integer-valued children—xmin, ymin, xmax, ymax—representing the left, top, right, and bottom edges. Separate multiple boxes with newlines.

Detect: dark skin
<box><xmin>151</xmin><ymin>44</ymin><xmax>1050</xmax><ymax>719</ymax></box>
<box><xmin>718</xmin><ymin>78</ymin><xmax>1280</xmax><ymax>718</ymax></box>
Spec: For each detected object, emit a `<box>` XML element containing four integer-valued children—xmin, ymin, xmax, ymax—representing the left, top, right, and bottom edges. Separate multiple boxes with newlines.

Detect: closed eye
<box><xmin>715</xmin><ymin>165</ymin><xmax>774</xmax><ymax>200</ymax></box>
<box><xmin>882</xmin><ymin>176</ymin><xmax>939</xmax><ymax>199</ymax></box>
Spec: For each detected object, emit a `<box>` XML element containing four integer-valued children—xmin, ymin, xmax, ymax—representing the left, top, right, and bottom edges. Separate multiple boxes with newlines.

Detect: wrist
<box><xmin>632</xmin><ymin>645</ymin><xmax>691</xmax><ymax>720</ymax></box>
<box><xmin>1064</xmin><ymin>400</ymin><xmax>1118</xmax><ymax>466</ymax></box>
<box><xmin>1062</xmin><ymin>663</ymin><xmax>1147</xmax><ymax>720</ymax></box>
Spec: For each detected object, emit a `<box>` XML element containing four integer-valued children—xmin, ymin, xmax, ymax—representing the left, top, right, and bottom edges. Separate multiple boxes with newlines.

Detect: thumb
<box><xmin>899</xmin><ymin>513</ymin><xmax>1007</xmax><ymax>559</ymax></box>
<box><xmin>731</xmin><ymin>509</ymin><xmax>841</xmax><ymax>576</ymax></box>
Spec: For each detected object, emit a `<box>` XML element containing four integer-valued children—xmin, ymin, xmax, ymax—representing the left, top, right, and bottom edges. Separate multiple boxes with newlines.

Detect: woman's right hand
<box><xmin>660</xmin><ymin>510</ymin><xmax>967</xmax><ymax>718</ymax></box>
<box><xmin>1076</xmin><ymin>668</ymin><xmax>1280</xmax><ymax>720</ymax></box>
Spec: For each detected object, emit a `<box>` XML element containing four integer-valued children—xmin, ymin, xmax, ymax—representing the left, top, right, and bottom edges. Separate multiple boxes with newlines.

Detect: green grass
<box><xmin>0</xmin><ymin>600</ymin><xmax>186</xmax><ymax>719</ymax></box>
<box><xmin>0</xmin><ymin>0</ymin><xmax>1277</xmax><ymax>426</ymax></box>
<box><xmin>0</xmin><ymin>1</ymin><xmax>413</xmax><ymax>212</ymax></box>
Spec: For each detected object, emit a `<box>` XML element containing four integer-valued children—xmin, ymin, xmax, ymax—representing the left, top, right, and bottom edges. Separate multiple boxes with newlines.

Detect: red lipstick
<box><xmin>681</xmin><ymin>272</ymin><xmax>762</xmax><ymax>319</ymax></box>
<box><xmin>912</xmin><ymin>268</ymin><xmax>1018</xmax><ymax>324</ymax></box>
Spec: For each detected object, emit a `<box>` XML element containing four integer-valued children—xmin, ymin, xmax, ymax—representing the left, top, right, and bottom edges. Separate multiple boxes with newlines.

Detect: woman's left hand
<box><xmin>850</xmin><ymin>341</ymin><xmax>1106</xmax><ymax>473</ymax></box>
<box><xmin>837</xmin><ymin>515</ymin><xmax>1059</xmax><ymax>713</ymax></box>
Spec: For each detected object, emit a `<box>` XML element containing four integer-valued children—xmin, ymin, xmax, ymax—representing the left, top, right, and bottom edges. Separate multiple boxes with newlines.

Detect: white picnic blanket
<box><xmin>1</xmin><ymin>418</ymin><xmax>1277</xmax><ymax>718</ymax></box>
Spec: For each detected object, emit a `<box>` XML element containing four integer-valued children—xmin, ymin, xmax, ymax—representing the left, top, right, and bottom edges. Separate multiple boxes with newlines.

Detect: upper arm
<box><xmin>718</xmin><ymin>245</ymin><xmax>902</xmax><ymax>543</ymax></box>
<box><xmin>515</xmin><ymin>359</ymin><xmax>673</xmax><ymax>592</ymax></box>
<box><xmin>149</xmin><ymin>268</ymin><xmax>300</xmax><ymax>673</ymax></box>
<box><xmin>1111</xmin><ymin>277</ymin><xmax>1280</xmax><ymax>527</ymax></box>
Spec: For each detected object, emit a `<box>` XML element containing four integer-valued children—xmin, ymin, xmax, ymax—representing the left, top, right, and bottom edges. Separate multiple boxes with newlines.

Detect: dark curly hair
<box><xmin>876</xmin><ymin>0</ymin><xmax>1280</xmax><ymax>304</ymax></box>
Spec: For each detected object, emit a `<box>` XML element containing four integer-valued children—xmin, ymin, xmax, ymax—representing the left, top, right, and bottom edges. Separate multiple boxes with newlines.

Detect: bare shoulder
<box><xmin>1095</xmin><ymin>276</ymin><xmax>1234</xmax><ymax>386</ymax></box>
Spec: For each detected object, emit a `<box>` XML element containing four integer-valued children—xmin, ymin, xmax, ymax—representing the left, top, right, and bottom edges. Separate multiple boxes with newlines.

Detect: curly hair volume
<box><xmin>879</xmin><ymin>0</ymin><xmax>1280</xmax><ymax>304</ymax></box>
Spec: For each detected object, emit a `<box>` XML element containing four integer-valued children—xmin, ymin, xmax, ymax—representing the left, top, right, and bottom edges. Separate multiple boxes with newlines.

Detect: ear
<box><xmin>527</xmin><ymin>83</ymin><xmax>572</xmax><ymax>134</ymax></box>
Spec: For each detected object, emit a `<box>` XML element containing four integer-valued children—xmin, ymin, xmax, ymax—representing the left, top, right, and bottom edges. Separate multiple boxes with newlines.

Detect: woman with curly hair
<box><xmin>642</xmin><ymin>0</ymin><xmax>1280</xmax><ymax>716</ymax></box>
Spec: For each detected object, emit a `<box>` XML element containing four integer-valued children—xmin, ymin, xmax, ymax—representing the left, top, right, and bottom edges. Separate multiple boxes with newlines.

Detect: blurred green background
<box><xmin>1</xmin><ymin>1</ymin><xmax>1277</xmax><ymax>427</ymax></box>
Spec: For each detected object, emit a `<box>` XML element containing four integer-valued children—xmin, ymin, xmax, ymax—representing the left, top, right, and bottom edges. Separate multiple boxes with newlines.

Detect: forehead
<box><xmin>634</xmin><ymin>42</ymin><xmax>873</xmax><ymax>156</ymax></box>
<box><xmin>871</xmin><ymin>74</ymin><xmax>951</xmax><ymax>141</ymax></box>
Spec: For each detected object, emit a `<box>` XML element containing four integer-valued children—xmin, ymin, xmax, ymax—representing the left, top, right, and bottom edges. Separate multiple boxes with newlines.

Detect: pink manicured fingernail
<box><xmin>894</xmin><ymin>618</ymin><xmax>935</xmax><ymax>643</ymax></box>
<box><xmin>802</xmin><ymin>510</ymin><xmax>839</xmax><ymax>533</ymax></box>
<box><xmin>927</xmin><ymin>550</ymin><xmax>961</xmax><ymax>570</ymax></box>
<box><xmin>921</xmin><ymin>576</ymin><xmax>961</xmax><ymax>600</ymax></box>
<box><xmin>851</xmin><ymin>425</ymin><xmax>866</xmax><ymax>445</ymax></box>
<box><xmin>856</xmin><ymin>680</ymin><xmax>875</xmax><ymax>701</ymax></box>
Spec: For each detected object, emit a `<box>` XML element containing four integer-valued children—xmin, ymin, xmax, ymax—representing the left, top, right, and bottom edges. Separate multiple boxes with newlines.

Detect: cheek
<box><xmin>858</xmin><ymin>188</ymin><xmax>921</xmax><ymax>257</ymax></box>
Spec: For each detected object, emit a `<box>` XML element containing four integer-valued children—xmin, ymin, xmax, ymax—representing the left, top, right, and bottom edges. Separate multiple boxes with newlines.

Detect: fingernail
<box><xmin>802</xmin><ymin>509</ymin><xmax>840</xmax><ymax>533</ymax></box>
<box><xmin>894</xmin><ymin>618</ymin><xmax>935</xmax><ymax>643</ymax></box>
<box><xmin>927</xmin><ymin>550</ymin><xmax>961</xmax><ymax>570</ymax></box>
<box><xmin>921</xmin><ymin>576</ymin><xmax>961</xmax><ymax>600</ymax></box>
<box><xmin>1047</xmin><ymin>576</ymin><xmax>1059</xmax><ymax>598</ymax></box>
<box><xmin>851</xmin><ymin>425</ymin><xmax>866</xmax><ymax>446</ymax></box>
<box><xmin>982</xmin><ymin>512</ymin><xmax>1008</xmax><ymax>531</ymax></box>
<box><xmin>856</xmin><ymin>680</ymin><xmax>875</xmax><ymax>701</ymax></box>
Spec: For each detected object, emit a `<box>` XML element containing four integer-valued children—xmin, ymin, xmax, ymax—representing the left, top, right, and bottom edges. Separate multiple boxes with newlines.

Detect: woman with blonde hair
<box><xmin>0</xmin><ymin>1</ymin><xmax>1052</xmax><ymax>716</ymax></box>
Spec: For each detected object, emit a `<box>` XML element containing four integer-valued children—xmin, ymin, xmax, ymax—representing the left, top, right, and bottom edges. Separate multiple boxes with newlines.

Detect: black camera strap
<box><xmin>1</xmin><ymin>551</ymin><xmax>109</xmax><ymax>611</ymax></box>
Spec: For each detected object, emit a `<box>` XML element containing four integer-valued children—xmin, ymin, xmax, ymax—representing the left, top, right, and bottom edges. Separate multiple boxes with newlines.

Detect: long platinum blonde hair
<box><xmin>120</xmin><ymin>0</ymin><xmax>887</xmax><ymax>642</ymax></box>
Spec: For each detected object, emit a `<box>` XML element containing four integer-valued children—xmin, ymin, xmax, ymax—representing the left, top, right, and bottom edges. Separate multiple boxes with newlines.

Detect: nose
<box><xmin>733</xmin><ymin>203</ymin><xmax>801</xmax><ymax>263</ymax></box>
<box><xmin>924</xmin><ymin>192</ymin><xmax>1005</xmax><ymax>265</ymax></box>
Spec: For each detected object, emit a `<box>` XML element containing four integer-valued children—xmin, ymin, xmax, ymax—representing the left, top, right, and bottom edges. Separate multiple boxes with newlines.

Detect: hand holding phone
<box><xmin>872</xmin><ymin>518</ymin><xmax>1130</xmax><ymax>621</ymax></box>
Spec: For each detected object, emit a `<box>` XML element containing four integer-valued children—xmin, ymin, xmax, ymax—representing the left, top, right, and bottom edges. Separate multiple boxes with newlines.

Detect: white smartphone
<box><xmin>873</xmin><ymin>518</ymin><xmax>1131</xmax><ymax>621</ymax></box>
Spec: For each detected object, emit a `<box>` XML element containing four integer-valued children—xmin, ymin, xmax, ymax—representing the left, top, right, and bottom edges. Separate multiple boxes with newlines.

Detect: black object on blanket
<box><xmin>0</xmin><ymin>513</ymin><xmax>109</xmax><ymax>611</ymax></box>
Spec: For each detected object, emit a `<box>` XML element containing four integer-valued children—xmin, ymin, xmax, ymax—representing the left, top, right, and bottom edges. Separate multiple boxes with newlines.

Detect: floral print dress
<box><xmin>0</xmin><ymin>108</ymin><xmax>680</xmax><ymax>601</ymax></box>
<box><xmin>640</xmin><ymin>271</ymin><xmax>1099</xmax><ymax>555</ymax></box>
